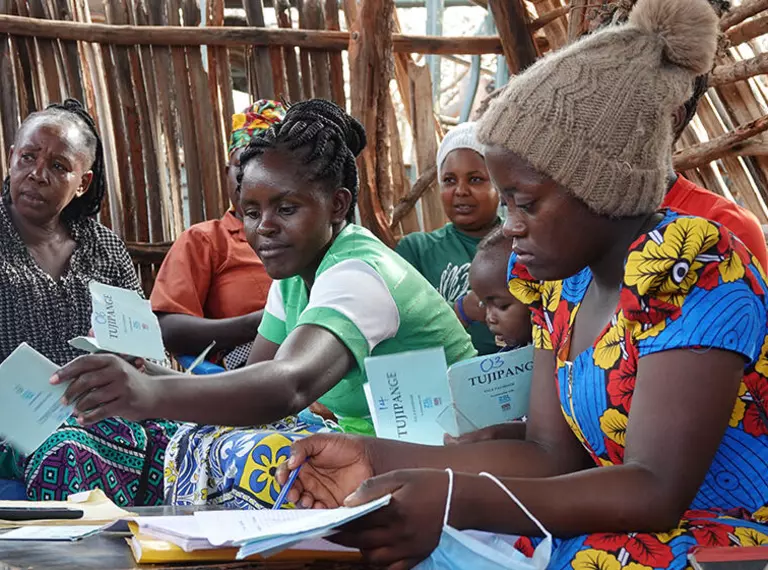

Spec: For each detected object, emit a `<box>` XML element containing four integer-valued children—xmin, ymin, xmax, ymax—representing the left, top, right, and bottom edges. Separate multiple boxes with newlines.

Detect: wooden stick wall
<box><xmin>1</xmin><ymin>0</ymin><xmax>768</xmax><ymax>296</ymax></box>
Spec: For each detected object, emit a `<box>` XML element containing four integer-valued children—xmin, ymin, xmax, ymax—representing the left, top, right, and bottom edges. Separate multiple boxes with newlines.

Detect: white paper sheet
<box><xmin>0</xmin><ymin>524</ymin><xmax>106</xmax><ymax>541</ymax></box>
<box><xmin>194</xmin><ymin>495</ymin><xmax>391</xmax><ymax>546</ymax></box>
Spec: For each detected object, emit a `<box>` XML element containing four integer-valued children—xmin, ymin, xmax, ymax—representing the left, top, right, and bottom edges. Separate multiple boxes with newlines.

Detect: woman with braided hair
<box><xmin>53</xmin><ymin>99</ymin><xmax>476</xmax><ymax>508</ymax></box>
<box><xmin>151</xmin><ymin>101</ymin><xmax>283</xmax><ymax>371</ymax></box>
<box><xmin>0</xmin><ymin>100</ymin><xmax>178</xmax><ymax>504</ymax></box>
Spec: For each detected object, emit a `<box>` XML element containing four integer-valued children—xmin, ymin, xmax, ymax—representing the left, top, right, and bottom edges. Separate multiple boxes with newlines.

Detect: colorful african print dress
<box><xmin>508</xmin><ymin>210</ymin><xmax>768</xmax><ymax>570</ymax></box>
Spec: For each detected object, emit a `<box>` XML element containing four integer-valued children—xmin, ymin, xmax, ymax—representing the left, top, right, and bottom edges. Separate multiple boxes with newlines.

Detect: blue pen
<box><xmin>272</xmin><ymin>463</ymin><xmax>303</xmax><ymax>510</ymax></box>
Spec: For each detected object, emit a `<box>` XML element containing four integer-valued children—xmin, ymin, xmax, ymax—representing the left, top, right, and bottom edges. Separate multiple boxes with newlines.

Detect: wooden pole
<box><xmin>206</xmin><ymin>0</ymin><xmax>231</xmax><ymax>217</ymax></box>
<box><xmin>325</xmin><ymin>0</ymin><xmax>346</xmax><ymax>107</ymax></box>
<box><xmin>532</xmin><ymin>0</ymin><xmax>568</xmax><ymax>51</ymax></box>
<box><xmin>125</xmin><ymin>241</ymin><xmax>173</xmax><ymax>265</ymax></box>
<box><xmin>102</xmin><ymin>0</ymin><xmax>138</xmax><ymax>242</ymax></box>
<box><xmin>167</xmin><ymin>0</ymin><xmax>205</xmax><ymax>225</ymax></box>
<box><xmin>26</xmin><ymin>0</ymin><xmax>62</xmax><ymax>104</ymax></box>
<box><xmin>242</xmin><ymin>0</ymin><xmax>275</xmax><ymax>98</ymax></box>
<box><xmin>711</xmin><ymin>56</ymin><xmax>768</xmax><ymax>213</ymax></box>
<box><xmin>348</xmin><ymin>0</ymin><xmax>396</xmax><ymax>246</ymax></box>
<box><xmin>388</xmin><ymin>98</ymin><xmax>420</xmax><ymax>235</ymax></box>
<box><xmin>726</xmin><ymin>13</ymin><xmax>768</xmax><ymax>46</ymax></box>
<box><xmin>146</xmin><ymin>0</ymin><xmax>185</xmax><ymax>238</ymax></box>
<box><xmin>50</xmin><ymin>0</ymin><xmax>85</xmax><ymax>102</ymax></box>
<box><xmin>709</xmin><ymin>53</ymin><xmax>768</xmax><ymax>87</ymax></box>
<box><xmin>275</xmin><ymin>0</ymin><xmax>302</xmax><ymax>101</ymax></box>
<box><xmin>10</xmin><ymin>1</ymin><xmax>40</xmax><ymax>114</ymax></box>
<box><xmin>303</xmin><ymin>0</ymin><xmax>332</xmax><ymax>100</ymax></box>
<box><xmin>673</xmin><ymin>114</ymin><xmax>768</xmax><ymax>172</ymax></box>
<box><xmin>488</xmin><ymin>0</ymin><xmax>537</xmax><ymax>74</ymax></box>
<box><xmin>129</xmin><ymin>0</ymin><xmax>164</xmax><ymax>244</ymax></box>
<box><xmin>183</xmin><ymin>0</ymin><xmax>223</xmax><ymax>221</ymax></box>
<box><xmin>408</xmin><ymin>60</ymin><xmax>444</xmax><ymax>232</ymax></box>
<box><xmin>0</xmin><ymin>14</ymin><xmax>505</xmax><ymax>54</ymax></box>
<box><xmin>720</xmin><ymin>0</ymin><xmax>768</xmax><ymax>30</ymax></box>
<box><xmin>531</xmin><ymin>6</ymin><xmax>568</xmax><ymax>33</ymax></box>
<box><xmin>391</xmin><ymin>164</ymin><xmax>437</xmax><ymax>228</ymax></box>
<box><xmin>0</xmin><ymin>0</ymin><xmax>19</xmax><ymax>169</ymax></box>
<box><xmin>567</xmin><ymin>0</ymin><xmax>588</xmax><ymax>42</ymax></box>
<box><xmin>72</xmin><ymin>0</ymin><xmax>118</xmax><ymax>231</ymax></box>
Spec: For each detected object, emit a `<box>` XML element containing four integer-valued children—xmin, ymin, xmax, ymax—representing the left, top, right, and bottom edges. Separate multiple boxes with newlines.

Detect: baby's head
<box><xmin>470</xmin><ymin>228</ymin><xmax>532</xmax><ymax>349</ymax></box>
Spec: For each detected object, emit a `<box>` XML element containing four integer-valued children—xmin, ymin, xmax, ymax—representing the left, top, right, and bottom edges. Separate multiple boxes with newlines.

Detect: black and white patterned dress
<box><xmin>0</xmin><ymin>196</ymin><xmax>178</xmax><ymax>506</ymax></box>
<box><xmin>0</xmin><ymin>195</ymin><xmax>142</xmax><ymax>363</ymax></box>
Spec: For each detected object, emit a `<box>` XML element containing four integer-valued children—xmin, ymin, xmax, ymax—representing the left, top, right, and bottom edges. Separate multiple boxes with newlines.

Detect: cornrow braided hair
<box><xmin>2</xmin><ymin>98</ymin><xmax>106</xmax><ymax>222</ymax></box>
<box><xmin>238</xmin><ymin>99</ymin><xmax>367</xmax><ymax>223</ymax></box>
<box><xmin>588</xmin><ymin>0</ymin><xmax>730</xmax><ymax>141</ymax></box>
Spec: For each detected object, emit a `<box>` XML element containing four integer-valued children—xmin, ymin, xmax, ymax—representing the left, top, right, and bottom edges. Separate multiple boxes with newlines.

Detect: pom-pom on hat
<box><xmin>477</xmin><ymin>0</ymin><xmax>719</xmax><ymax>217</ymax></box>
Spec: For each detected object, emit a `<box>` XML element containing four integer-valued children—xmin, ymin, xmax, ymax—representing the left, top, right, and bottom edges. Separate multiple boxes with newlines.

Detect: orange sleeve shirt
<box><xmin>662</xmin><ymin>175</ymin><xmax>768</xmax><ymax>272</ymax></box>
<box><xmin>151</xmin><ymin>212</ymin><xmax>271</xmax><ymax>319</ymax></box>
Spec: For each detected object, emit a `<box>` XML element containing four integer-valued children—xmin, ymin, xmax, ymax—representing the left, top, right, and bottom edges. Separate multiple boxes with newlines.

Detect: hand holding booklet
<box><xmin>0</xmin><ymin>282</ymin><xmax>214</xmax><ymax>457</ymax></box>
<box><xmin>0</xmin><ymin>343</ymin><xmax>72</xmax><ymax>456</ymax></box>
<box><xmin>363</xmin><ymin>345</ymin><xmax>534</xmax><ymax>445</ymax></box>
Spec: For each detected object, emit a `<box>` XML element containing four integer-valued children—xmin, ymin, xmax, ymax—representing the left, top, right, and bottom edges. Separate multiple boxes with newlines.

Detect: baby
<box><xmin>468</xmin><ymin>227</ymin><xmax>531</xmax><ymax>350</ymax></box>
<box><xmin>445</xmin><ymin>227</ymin><xmax>532</xmax><ymax>444</ymax></box>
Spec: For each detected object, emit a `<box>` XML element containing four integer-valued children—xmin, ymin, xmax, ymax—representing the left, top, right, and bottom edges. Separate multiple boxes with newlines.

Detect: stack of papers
<box><xmin>130</xmin><ymin>494</ymin><xmax>391</xmax><ymax>560</ymax></box>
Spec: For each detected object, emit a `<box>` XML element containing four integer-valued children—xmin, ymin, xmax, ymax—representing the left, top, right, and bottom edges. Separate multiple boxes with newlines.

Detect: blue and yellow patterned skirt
<box><xmin>164</xmin><ymin>416</ymin><xmax>336</xmax><ymax>509</ymax></box>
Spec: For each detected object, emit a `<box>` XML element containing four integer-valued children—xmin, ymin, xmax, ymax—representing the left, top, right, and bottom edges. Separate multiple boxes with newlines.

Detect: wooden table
<box><xmin>0</xmin><ymin>505</ymin><xmax>373</xmax><ymax>570</ymax></box>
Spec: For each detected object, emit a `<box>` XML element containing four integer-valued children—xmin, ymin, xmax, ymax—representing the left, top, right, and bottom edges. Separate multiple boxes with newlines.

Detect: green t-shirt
<box><xmin>258</xmin><ymin>224</ymin><xmax>476</xmax><ymax>435</ymax></box>
<box><xmin>395</xmin><ymin>223</ymin><xmax>498</xmax><ymax>355</ymax></box>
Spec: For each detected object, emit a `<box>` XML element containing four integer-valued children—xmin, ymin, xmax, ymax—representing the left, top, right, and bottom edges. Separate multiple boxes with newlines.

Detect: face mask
<box><xmin>414</xmin><ymin>470</ymin><xmax>552</xmax><ymax>570</ymax></box>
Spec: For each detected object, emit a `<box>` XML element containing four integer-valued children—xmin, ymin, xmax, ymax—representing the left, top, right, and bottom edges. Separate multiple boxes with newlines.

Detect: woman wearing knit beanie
<box><xmin>396</xmin><ymin>121</ymin><xmax>501</xmax><ymax>354</ymax></box>
<box><xmin>589</xmin><ymin>0</ymin><xmax>768</xmax><ymax>271</ymax></box>
<box><xmin>273</xmin><ymin>1</ymin><xmax>768</xmax><ymax>568</ymax></box>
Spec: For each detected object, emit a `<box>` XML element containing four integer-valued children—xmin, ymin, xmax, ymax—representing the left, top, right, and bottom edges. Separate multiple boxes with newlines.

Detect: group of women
<box><xmin>0</xmin><ymin>0</ymin><xmax>767</xmax><ymax>568</ymax></box>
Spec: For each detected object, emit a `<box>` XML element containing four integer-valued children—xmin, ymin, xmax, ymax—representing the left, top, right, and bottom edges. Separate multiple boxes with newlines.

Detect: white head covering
<box><xmin>436</xmin><ymin>121</ymin><xmax>486</xmax><ymax>178</ymax></box>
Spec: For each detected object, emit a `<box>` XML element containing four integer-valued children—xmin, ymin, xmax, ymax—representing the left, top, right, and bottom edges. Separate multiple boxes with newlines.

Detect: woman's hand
<box><xmin>276</xmin><ymin>434</ymin><xmax>375</xmax><ymax>509</ymax></box>
<box><xmin>51</xmin><ymin>354</ymin><xmax>157</xmax><ymax>425</ymax></box>
<box><xmin>87</xmin><ymin>329</ymin><xmax>146</xmax><ymax>372</ymax></box>
<box><xmin>334</xmin><ymin>469</ymin><xmax>450</xmax><ymax>570</ymax></box>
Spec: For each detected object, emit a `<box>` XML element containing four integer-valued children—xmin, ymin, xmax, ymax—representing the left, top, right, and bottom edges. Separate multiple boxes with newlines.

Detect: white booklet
<box><xmin>364</xmin><ymin>345</ymin><xmax>534</xmax><ymax>445</ymax></box>
<box><xmin>0</xmin><ymin>343</ymin><xmax>73</xmax><ymax>456</ymax></box>
<box><xmin>68</xmin><ymin>281</ymin><xmax>166</xmax><ymax>362</ymax></box>
<box><xmin>363</xmin><ymin>347</ymin><xmax>453</xmax><ymax>446</ymax></box>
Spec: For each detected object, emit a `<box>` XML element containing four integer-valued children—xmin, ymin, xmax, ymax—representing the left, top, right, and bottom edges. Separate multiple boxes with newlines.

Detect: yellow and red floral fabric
<box><xmin>508</xmin><ymin>210</ymin><xmax>768</xmax><ymax>569</ymax></box>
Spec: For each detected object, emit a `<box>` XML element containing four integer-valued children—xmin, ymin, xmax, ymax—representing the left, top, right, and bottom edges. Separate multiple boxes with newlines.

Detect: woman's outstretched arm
<box><xmin>53</xmin><ymin>324</ymin><xmax>355</xmax><ymax>426</ymax></box>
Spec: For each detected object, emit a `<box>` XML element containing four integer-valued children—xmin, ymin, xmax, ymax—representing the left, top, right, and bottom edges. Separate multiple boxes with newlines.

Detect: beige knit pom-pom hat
<box><xmin>477</xmin><ymin>0</ymin><xmax>719</xmax><ymax>217</ymax></box>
